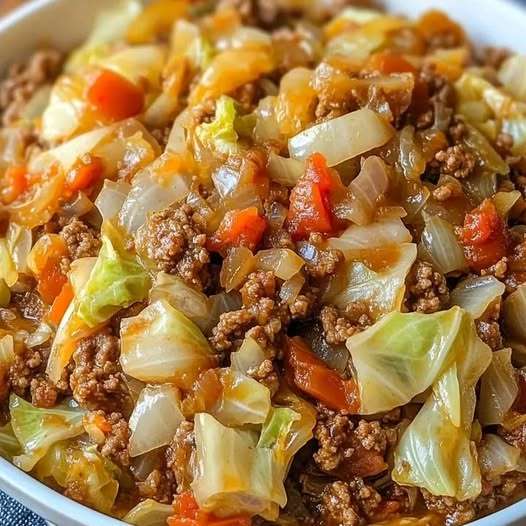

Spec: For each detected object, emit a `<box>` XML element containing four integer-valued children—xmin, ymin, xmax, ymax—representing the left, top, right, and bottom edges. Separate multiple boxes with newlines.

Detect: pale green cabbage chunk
<box><xmin>392</xmin><ymin>312</ymin><xmax>492</xmax><ymax>500</ymax></box>
<box><xmin>9</xmin><ymin>395</ymin><xmax>86</xmax><ymax>471</ymax></box>
<box><xmin>77</xmin><ymin>222</ymin><xmax>150</xmax><ymax>327</ymax></box>
<box><xmin>123</xmin><ymin>499</ymin><xmax>174</xmax><ymax>526</ymax></box>
<box><xmin>347</xmin><ymin>306</ymin><xmax>465</xmax><ymax>414</ymax></box>
<box><xmin>0</xmin><ymin>423</ymin><xmax>20</xmax><ymax>460</ymax></box>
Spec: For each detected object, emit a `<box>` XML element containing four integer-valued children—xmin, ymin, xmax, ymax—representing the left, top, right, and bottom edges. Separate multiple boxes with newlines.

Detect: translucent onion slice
<box><xmin>6</xmin><ymin>223</ymin><xmax>32</xmax><ymax>275</ymax></box>
<box><xmin>231</xmin><ymin>337</ymin><xmax>267</xmax><ymax>375</ymax></box>
<box><xmin>220</xmin><ymin>247</ymin><xmax>256</xmax><ymax>292</ymax></box>
<box><xmin>0</xmin><ymin>335</ymin><xmax>15</xmax><ymax>369</ymax></box>
<box><xmin>503</xmin><ymin>283</ymin><xmax>526</xmax><ymax>344</ymax></box>
<box><xmin>288</xmin><ymin>108</ymin><xmax>395</xmax><ymax>167</ymax></box>
<box><xmin>255</xmin><ymin>249</ymin><xmax>304</xmax><ymax>280</ymax></box>
<box><xmin>279</xmin><ymin>272</ymin><xmax>306</xmax><ymax>305</ymax></box>
<box><xmin>493</xmin><ymin>190</ymin><xmax>521</xmax><ymax>218</ymax></box>
<box><xmin>478</xmin><ymin>348</ymin><xmax>518</xmax><ymax>426</ymax></box>
<box><xmin>420</xmin><ymin>215</ymin><xmax>466</xmax><ymax>274</ymax></box>
<box><xmin>478</xmin><ymin>434</ymin><xmax>526</xmax><ymax>478</ymax></box>
<box><xmin>95</xmin><ymin>180</ymin><xmax>131</xmax><ymax>221</ymax></box>
<box><xmin>450</xmin><ymin>276</ymin><xmax>505</xmax><ymax>319</ymax></box>
<box><xmin>128</xmin><ymin>384</ymin><xmax>184</xmax><ymax>457</ymax></box>
<box><xmin>498</xmin><ymin>54</ymin><xmax>526</xmax><ymax>102</ymax></box>
<box><xmin>267</xmin><ymin>152</ymin><xmax>304</xmax><ymax>187</ymax></box>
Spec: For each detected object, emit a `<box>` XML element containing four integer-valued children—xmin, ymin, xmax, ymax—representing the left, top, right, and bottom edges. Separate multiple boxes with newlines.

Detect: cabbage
<box><xmin>493</xmin><ymin>190</ymin><xmax>522</xmax><ymax>218</ymax></box>
<box><xmin>255</xmin><ymin>249</ymin><xmax>304</xmax><ymax>280</ymax></box>
<box><xmin>503</xmin><ymin>283</ymin><xmax>526</xmax><ymax>351</ymax></box>
<box><xmin>10</xmin><ymin>395</ymin><xmax>86</xmax><ymax>471</ymax></box>
<box><xmin>346</xmin><ymin>306</ymin><xmax>481</xmax><ymax>415</ymax></box>
<box><xmin>478</xmin><ymin>348</ymin><xmax>518</xmax><ymax>426</ymax></box>
<box><xmin>120</xmin><ymin>299</ymin><xmax>215</xmax><ymax>389</ymax></box>
<box><xmin>258</xmin><ymin>407</ymin><xmax>300</xmax><ymax>466</ymax></box>
<box><xmin>0</xmin><ymin>335</ymin><xmax>15</xmax><ymax>370</ymax></box>
<box><xmin>95</xmin><ymin>180</ymin><xmax>131</xmax><ymax>222</ymax></box>
<box><xmin>498</xmin><ymin>55</ymin><xmax>526</xmax><ymax>102</ymax></box>
<box><xmin>77</xmin><ymin>223</ymin><xmax>150</xmax><ymax>327</ymax></box>
<box><xmin>0</xmin><ymin>423</ymin><xmax>20</xmax><ymax>460</ymax></box>
<box><xmin>288</xmin><ymin>108</ymin><xmax>394</xmax><ymax>167</ymax></box>
<box><xmin>0</xmin><ymin>239</ymin><xmax>17</xmax><ymax>287</ymax></box>
<box><xmin>267</xmin><ymin>153</ymin><xmax>304</xmax><ymax>187</ymax></box>
<box><xmin>123</xmin><ymin>499</ymin><xmax>174</xmax><ymax>526</ymax></box>
<box><xmin>478</xmin><ymin>434</ymin><xmax>526</xmax><ymax>479</ymax></box>
<box><xmin>231</xmin><ymin>336</ymin><xmax>267</xmax><ymax>375</ymax></box>
<box><xmin>450</xmin><ymin>276</ymin><xmax>505</xmax><ymax>319</ymax></box>
<box><xmin>35</xmin><ymin>440</ymin><xmax>119</xmax><ymax>514</ymax></box>
<box><xmin>6</xmin><ymin>222</ymin><xmax>32</xmax><ymax>275</ymax></box>
<box><xmin>325</xmin><ymin>243</ymin><xmax>416</xmax><ymax>321</ymax></box>
<box><xmin>128</xmin><ymin>384</ymin><xmax>184</xmax><ymax>457</ymax></box>
<box><xmin>196</xmin><ymin>96</ymin><xmax>239</xmax><ymax>155</ymax></box>
<box><xmin>150</xmin><ymin>272</ymin><xmax>211</xmax><ymax>332</ymax></box>
<box><xmin>502</xmin><ymin>116</ymin><xmax>526</xmax><ymax>155</ymax></box>
<box><xmin>392</xmin><ymin>314</ymin><xmax>491</xmax><ymax>500</ymax></box>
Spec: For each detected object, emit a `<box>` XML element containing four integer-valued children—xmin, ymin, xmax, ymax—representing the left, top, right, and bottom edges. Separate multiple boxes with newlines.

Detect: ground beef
<box><xmin>247</xmin><ymin>358</ymin><xmax>279</xmax><ymax>394</ymax></box>
<box><xmin>166</xmin><ymin>420</ymin><xmax>195</xmax><ymax>494</ymax></box>
<box><xmin>313</xmin><ymin>407</ymin><xmax>396</xmax><ymax>479</ymax></box>
<box><xmin>498</xmin><ymin>423</ymin><xmax>526</xmax><ymax>453</ymax></box>
<box><xmin>10</xmin><ymin>291</ymin><xmax>45</xmax><ymax>322</ymax></box>
<box><xmin>299</xmin><ymin>233</ymin><xmax>344</xmax><ymax>280</ymax></box>
<box><xmin>29</xmin><ymin>376</ymin><xmax>58</xmax><ymax>408</ymax></box>
<box><xmin>136</xmin><ymin>465</ymin><xmax>177</xmax><ymax>504</ymax></box>
<box><xmin>432</xmin><ymin>145</ymin><xmax>475</xmax><ymax>179</ymax></box>
<box><xmin>0</xmin><ymin>49</ymin><xmax>62</xmax><ymax>126</ymax></box>
<box><xmin>421</xmin><ymin>490</ymin><xmax>476</xmax><ymax>526</ymax></box>
<box><xmin>99</xmin><ymin>411</ymin><xmax>130</xmax><ymax>467</ymax></box>
<box><xmin>9</xmin><ymin>345</ymin><xmax>50</xmax><ymax>400</ymax></box>
<box><xmin>59</xmin><ymin>217</ymin><xmax>101</xmax><ymax>273</ymax></box>
<box><xmin>475</xmin><ymin>301</ymin><xmax>503</xmax><ymax>351</ymax></box>
<box><xmin>69</xmin><ymin>329</ymin><xmax>130</xmax><ymax>413</ymax></box>
<box><xmin>320</xmin><ymin>305</ymin><xmax>363</xmax><ymax>346</ymax></box>
<box><xmin>432</xmin><ymin>178</ymin><xmax>465</xmax><ymax>201</ymax></box>
<box><xmin>405</xmin><ymin>260</ymin><xmax>449</xmax><ymax>314</ymax></box>
<box><xmin>135</xmin><ymin>203</ymin><xmax>210</xmax><ymax>290</ymax></box>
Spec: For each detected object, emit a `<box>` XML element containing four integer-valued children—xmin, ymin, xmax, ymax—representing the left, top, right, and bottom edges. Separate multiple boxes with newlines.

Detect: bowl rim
<box><xmin>0</xmin><ymin>0</ymin><xmax>525</xmax><ymax>525</ymax></box>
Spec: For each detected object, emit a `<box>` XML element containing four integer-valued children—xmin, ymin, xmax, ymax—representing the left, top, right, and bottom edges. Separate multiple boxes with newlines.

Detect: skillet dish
<box><xmin>2</xmin><ymin>1</ymin><xmax>526</xmax><ymax>525</ymax></box>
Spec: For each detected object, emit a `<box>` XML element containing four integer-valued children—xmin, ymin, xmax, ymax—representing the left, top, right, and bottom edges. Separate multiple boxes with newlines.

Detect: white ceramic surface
<box><xmin>1</xmin><ymin>0</ymin><xmax>526</xmax><ymax>525</ymax></box>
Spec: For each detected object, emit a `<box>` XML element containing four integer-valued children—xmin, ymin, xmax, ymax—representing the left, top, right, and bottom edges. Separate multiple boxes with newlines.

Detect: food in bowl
<box><xmin>1</xmin><ymin>0</ymin><xmax>526</xmax><ymax>525</ymax></box>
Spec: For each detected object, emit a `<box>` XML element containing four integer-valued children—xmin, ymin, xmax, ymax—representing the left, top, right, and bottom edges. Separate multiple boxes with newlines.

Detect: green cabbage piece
<box><xmin>392</xmin><ymin>313</ymin><xmax>492</xmax><ymax>500</ymax></box>
<box><xmin>35</xmin><ymin>440</ymin><xmax>120</xmax><ymax>514</ymax></box>
<box><xmin>0</xmin><ymin>422</ymin><xmax>21</xmax><ymax>460</ymax></box>
<box><xmin>123</xmin><ymin>499</ymin><xmax>174</xmax><ymax>526</ymax></box>
<box><xmin>346</xmin><ymin>306</ymin><xmax>466</xmax><ymax>414</ymax></box>
<box><xmin>77</xmin><ymin>223</ymin><xmax>150</xmax><ymax>327</ymax></box>
<box><xmin>9</xmin><ymin>395</ymin><xmax>86</xmax><ymax>471</ymax></box>
<box><xmin>196</xmin><ymin>96</ymin><xmax>239</xmax><ymax>155</ymax></box>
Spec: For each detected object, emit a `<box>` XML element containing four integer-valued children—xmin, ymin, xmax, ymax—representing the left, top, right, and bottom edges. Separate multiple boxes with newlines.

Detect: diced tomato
<box><xmin>169</xmin><ymin>493</ymin><xmax>251</xmax><ymax>526</ymax></box>
<box><xmin>285</xmin><ymin>336</ymin><xmax>359</xmax><ymax>413</ymax></box>
<box><xmin>48</xmin><ymin>282</ymin><xmax>74</xmax><ymax>326</ymax></box>
<box><xmin>87</xmin><ymin>69</ymin><xmax>144</xmax><ymax>121</ymax></box>
<box><xmin>364</xmin><ymin>51</ymin><xmax>416</xmax><ymax>75</ymax></box>
<box><xmin>207</xmin><ymin>207</ymin><xmax>267</xmax><ymax>253</ymax></box>
<box><xmin>66</xmin><ymin>156</ymin><xmax>104</xmax><ymax>194</ymax></box>
<box><xmin>286</xmin><ymin>153</ymin><xmax>345</xmax><ymax>240</ymax></box>
<box><xmin>460</xmin><ymin>199</ymin><xmax>508</xmax><ymax>271</ymax></box>
<box><xmin>1</xmin><ymin>165</ymin><xmax>29</xmax><ymax>204</ymax></box>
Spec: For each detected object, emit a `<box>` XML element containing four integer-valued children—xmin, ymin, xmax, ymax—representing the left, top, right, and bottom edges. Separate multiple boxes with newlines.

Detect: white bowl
<box><xmin>1</xmin><ymin>0</ymin><xmax>526</xmax><ymax>525</ymax></box>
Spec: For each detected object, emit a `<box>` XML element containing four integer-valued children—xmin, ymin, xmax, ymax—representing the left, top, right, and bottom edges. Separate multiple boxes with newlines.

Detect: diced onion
<box><xmin>288</xmin><ymin>108</ymin><xmax>394</xmax><ymax>167</ymax></box>
<box><xmin>420</xmin><ymin>215</ymin><xmax>466</xmax><ymax>274</ymax></box>
<box><xmin>255</xmin><ymin>249</ymin><xmax>304</xmax><ymax>280</ymax></box>
<box><xmin>493</xmin><ymin>190</ymin><xmax>521</xmax><ymax>218</ymax></box>
<box><xmin>62</xmin><ymin>192</ymin><xmax>94</xmax><ymax>218</ymax></box>
<box><xmin>267</xmin><ymin>152</ymin><xmax>304</xmax><ymax>187</ymax></box>
<box><xmin>279</xmin><ymin>272</ymin><xmax>306</xmax><ymax>305</ymax></box>
<box><xmin>231</xmin><ymin>337</ymin><xmax>266</xmax><ymax>375</ymax></box>
<box><xmin>209</xmin><ymin>292</ymin><xmax>242</xmax><ymax>324</ymax></box>
<box><xmin>450</xmin><ymin>276</ymin><xmax>505</xmax><ymax>319</ymax></box>
<box><xmin>25</xmin><ymin>323</ymin><xmax>53</xmax><ymax>349</ymax></box>
<box><xmin>95</xmin><ymin>180</ymin><xmax>131</xmax><ymax>221</ymax></box>
<box><xmin>6</xmin><ymin>223</ymin><xmax>32</xmax><ymax>274</ymax></box>
<box><xmin>128</xmin><ymin>384</ymin><xmax>184</xmax><ymax>457</ymax></box>
<box><xmin>0</xmin><ymin>335</ymin><xmax>15</xmax><ymax>368</ymax></box>
<box><xmin>478</xmin><ymin>434</ymin><xmax>526</xmax><ymax>478</ymax></box>
<box><xmin>220</xmin><ymin>247</ymin><xmax>256</xmax><ymax>292</ymax></box>
<box><xmin>254</xmin><ymin>96</ymin><xmax>281</xmax><ymax>145</ymax></box>
<box><xmin>498</xmin><ymin>54</ymin><xmax>526</xmax><ymax>102</ymax></box>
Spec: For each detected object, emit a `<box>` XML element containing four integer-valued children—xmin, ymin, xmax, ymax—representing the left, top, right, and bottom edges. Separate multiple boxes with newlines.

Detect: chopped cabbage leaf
<box><xmin>478</xmin><ymin>434</ymin><xmax>526</xmax><ymax>479</ymax></box>
<box><xmin>449</xmin><ymin>275</ymin><xmax>505</xmax><ymax>319</ymax></box>
<box><xmin>35</xmin><ymin>440</ymin><xmax>119</xmax><ymax>514</ymax></box>
<box><xmin>0</xmin><ymin>423</ymin><xmax>21</xmax><ymax>460</ymax></box>
<box><xmin>77</xmin><ymin>222</ymin><xmax>150</xmax><ymax>327</ymax></box>
<box><xmin>325</xmin><ymin>243</ymin><xmax>416</xmax><ymax>321</ymax></box>
<box><xmin>196</xmin><ymin>95</ymin><xmax>238</xmax><ymax>155</ymax></box>
<box><xmin>9</xmin><ymin>395</ymin><xmax>86</xmax><ymax>471</ymax></box>
<box><xmin>231</xmin><ymin>336</ymin><xmax>266</xmax><ymax>375</ymax></box>
<box><xmin>346</xmin><ymin>306</ymin><xmax>467</xmax><ymax>414</ymax></box>
<box><xmin>120</xmin><ymin>299</ymin><xmax>215</xmax><ymax>389</ymax></box>
<box><xmin>123</xmin><ymin>499</ymin><xmax>174</xmax><ymax>526</ymax></box>
<box><xmin>392</xmin><ymin>313</ymin><xmax>491</xmax><ymax>500</ymax></box>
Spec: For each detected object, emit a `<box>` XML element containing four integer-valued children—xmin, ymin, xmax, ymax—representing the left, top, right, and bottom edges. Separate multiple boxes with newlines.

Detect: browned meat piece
<box><xmin>166</xmin><ymin>420</ymin><xmax>195</xmax><ymax>494</ymax></box>
<box><xmin>0</xmin><ymin>49</ymin><xmax>62</xmax><ymax>126</ymax></box>
<box><xmin>137</xmin><ymin>466</ymin><xmax>177</xmax><ymax>504</ymax></box>
<box><xmin>299</xmin><ymin>233</ymin><xmax>344</xmax><ymax>280</ymax></box>
<box><xmin>134</xmin><ymin>203</ymin><xmax>210</xmax><ymax>290</ymax></box>
<box><xmin>100</xmin><ymin>411</ymin><xmax>130</xmax><ymax>467</ymax></box>
<box><xmin>498</xmin><ymin>423</ymin><xmax>526</xmax><ymax>453</ymax></box>
<box><xmin>421</xmin><ymin>490</ymin><xmax>476</xmax><ymax>526</ymax></box>
<box><xmin>59</xmin><ymin>217</ymin><xmax>101</xmax><ymax>273</ymax></box>
<box><xmin>29</xmin><ymin>376</ymin><xmax>58</xmax><ymax>408</ymax></box>
<box><xmin>10</xmin><ymin>291</ymin><xmax>45</xmax><ymax>322</ymax></box>
<box><xmin>476</xmin><ymin>301</ymin><xmax>503</xmax><ymax>351</ymax></box>
<box><xmin>247</xmin><ymin>358</ymin><xmax>279</xmax><ymax>394</ymax></box>
<box><xmin>405</xmin><ymin>260</ymin><xmax>449</xmax><ymax>314</ymax></box>
<box><xmin>432</xmin><ymin>145</ymin><xmax>475</xmax><ymax>179</ymax></box>
<box><xmin>320</xmin><ymin>304</ymin><xmax>370</xmax><ymax>346</ymax></box>
<box><xmin>69</xmin><ymin>329</ymin><xmax>130</xmax><ymax>413</ymax></box>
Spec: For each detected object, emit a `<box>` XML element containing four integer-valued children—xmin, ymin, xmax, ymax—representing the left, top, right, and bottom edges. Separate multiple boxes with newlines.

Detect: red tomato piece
<box><xmin>87</xmin><ymin>69</ymin><xmax>144</xmax><ymax>121</ymax></box>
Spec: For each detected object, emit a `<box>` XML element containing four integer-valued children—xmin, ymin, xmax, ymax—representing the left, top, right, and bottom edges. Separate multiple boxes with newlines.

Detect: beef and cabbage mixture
<box><xmin>2</xmin><ymin>1</ymin><xmax>526</xmax><ymax>525</ymax></box>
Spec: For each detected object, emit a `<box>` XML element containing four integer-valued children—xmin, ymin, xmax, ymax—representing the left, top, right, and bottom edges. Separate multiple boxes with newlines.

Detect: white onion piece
<box><xmin>478</xmin><ymin>434</ymin><xmax>526</xmax><ymax>478</ymax></box>
<box><xmin>212</xmin><ymin>164</ymin><xmax>241</xmax><ymax>198</ymax></box>
<box><xmin>420</xmin><ymin>215</ymin><xmax>466</xmax><ymax>274</ymax></box>
<box><xmin>231</xmin><ymin>337</ymin><xmax>266</xmax><ymax>375</ymax></box>
<box><xmin>167</xmin><ymin>109</ymin><xmax>191</xmax><ymax>154</ymax></box>
<box><xmin>478</xmin><ymin>349</ymin><xmax>518</xmax><ymax>426</ymax></box>
<box><xmin>267</xmin><ymin>152</ymin><xmax>304</xmax><ymax>187</ymax></box>
<box><xmin>129</xmin><ymin>384</ymin><xmax>184</xmax><ymax>457</ymax></box>
<box><xmin>493</xmin><ymin>190</ymin><xmax>521</xmax><ymax>218</ymax></box>
<box><xmin>25</xmin><ymin>322</ymin><xmax>53</xmax><ymax>349</ymax></box>
<box><xmin>254</xmin><ymin>96</ymin><xmax>281</xmax><ymax>144</ymax></box>
<box><xmin>150</xmin><ymin>272</ymin><xmax>211</xmax><ymax>332</ymax></box>
<box><xmin>255</xmin><ymin>249</ymin><xmax>304</xmax><ymax>280</ymax></box>
<box><xmin>216</xmin><ymin>26</ymin><xmax>272</xmax><ymax>51</ymax></box>
<box><xmin>279</xmin><ymin>272</ymin><xmax>306</xmax><ymax>305</ymax></box>
<box><xmin>328</xmin><ymin>218</ymin><xmax>411</xmax><ymax>254</ymax></box>
<box><xmin>6</xmin><ymin>223</ymin><xmax>32</xmax><ymax>274</ymax></box>
<box><xmin>209</xmin><ymin>292</ymin><xmax>242</xmax><ymax>327</ymax></box>
<box><xmin>288</xmin><ymin>108</ymin><xmax>394</xmax><ymax>167</ymax></box>
<box><xmin>342</xmin><ymin>155</ymin><xmax>390</xmax><ymax>225</ymax></box>
<box><xmin>62</xmin><ymin>192</ymin><xmax>94</xmax><ymax>218</ymax></box>
<box><xmin>498</xmin><ymin>54</ymin><xmax>526</xmax><ymax>102</ymax></box>
<box><xmin>450</xmin><ymin>276</ymin><xmax>505</xmax><ymax>319</ymax></box>
<box><xmin>0</xmin><ymin>334</ymin><xmax>15</xmax><ymax>368</ymax></box>
<box><xmin>95</xmin><ymin>180</ymin><xmax>131</xmax><ymax>221</ymax></box>
<box><xmin>220</xmin><ymin>247</ymin><xmax>256</xmax><ymax>292</ymax></box>
<box><xmin>267</xmin><ymin>202</ymin><xmax>288</xmax><ymax>231</ymax></box>
<box><xmin>503</xmin><ymin>284</ymin><xmax>526</xmax><ymax>344</ymax></box>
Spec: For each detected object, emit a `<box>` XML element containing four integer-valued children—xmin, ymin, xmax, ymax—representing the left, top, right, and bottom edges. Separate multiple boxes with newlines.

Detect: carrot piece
<box><xmin>87</xmin><ymin>69</ymin><xmax>144</xmax><ymax>121</ymax></box>
<box><xmin>1</xmin><ymin>165</ymin><xmax>29</xmax><ymax>204</ymax></box>
<box><xmin>48</xmin><ymin>282</ymin><xmax>74</xmax><ymax>326</ymax></box>
<box><xmin>207</xmin><ymin>207</ymin><xmax>267</xmax><ymax>253</ymax></box>
<box><xmin>285</xmin><ymin>336</ymin><xmax>360</xmax><ymax>413</ymax></box>
<box><xmin>364</xmin><ymin>51</ymin><xmax>416</xmax><ymax>75</ymax></box>
<box><xmin>66</xmin><ymin>156</ymin><xmax>104</xmax><ymax>193</ymax></box>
